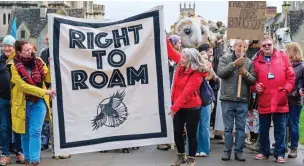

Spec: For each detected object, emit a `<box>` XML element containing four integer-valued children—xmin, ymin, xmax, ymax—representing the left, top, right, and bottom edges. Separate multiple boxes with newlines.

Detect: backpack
<box><xmin>199</xmin><ymin>78</ymin><xmax>215</xmax><ymax>107</ymax></box>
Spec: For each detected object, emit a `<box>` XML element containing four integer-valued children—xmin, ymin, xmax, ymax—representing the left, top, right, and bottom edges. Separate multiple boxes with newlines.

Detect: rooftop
<box><xmin>8</xmin><ymin>7</ymin><xmax>84</xmax><ymax>38</ymax></box>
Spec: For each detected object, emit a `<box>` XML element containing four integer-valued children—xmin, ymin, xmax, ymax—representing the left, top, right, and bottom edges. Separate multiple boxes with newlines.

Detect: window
<box><xmin>3</xmin><ymin>14</ymin><xmax>6</xmax><ymax>25</ymax></box>
<box><xmin>8</xmin><ymin>13</ymin><xmax>10</xmax><ymax>24</ymax></box>
<box><xmin>21</xmin><ymin>30</ymin><xmax>25</xmax><ymax>39</ymax></box>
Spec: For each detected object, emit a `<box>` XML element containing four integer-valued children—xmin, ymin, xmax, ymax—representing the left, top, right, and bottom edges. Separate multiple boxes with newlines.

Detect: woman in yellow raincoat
<box><xmin>10</xmin><ymin>40</ymin><xmax>55</xmax><ymax>166</ymax></box>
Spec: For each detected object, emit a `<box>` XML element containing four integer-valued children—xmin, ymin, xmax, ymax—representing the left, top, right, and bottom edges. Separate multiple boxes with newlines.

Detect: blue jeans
<box><xmin>0</xmin><ymin>98</ymin><xmax>22</xmax><ymax>156</ymax></box>
<box><xmin>288</xmin><ymin>104</ymin><xmax>303</xmax><ymax>149</ymax></box>
<box><xmin>259</xmin><ymin>113</ymin><xmax>287</xmax><ymax>158</ymax></box>
<box><xmin>197</xmin><ymin>105</ymin><xmax>211</xmax><ymax>154</ymax></box>
<box><xmin>186</xmin><ymin>105</ymin><xmax>211</xmax><ymax>155</ymax></box>
<box><xmin>22</xmin><ymin>98</ymin><xmax>47</xmax><ymax>163</ymax></box>
<box><xmin>221</xmin><ymin>101</ymin><xmax>248</xmax><ymax>154</ymax></box>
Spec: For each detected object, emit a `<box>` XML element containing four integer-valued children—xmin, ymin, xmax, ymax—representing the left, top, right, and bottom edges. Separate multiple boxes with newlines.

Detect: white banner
<box><xmin>48</xmin><ymin>6</ymin><xmax>173</xmax><ymax>156</ymax></box>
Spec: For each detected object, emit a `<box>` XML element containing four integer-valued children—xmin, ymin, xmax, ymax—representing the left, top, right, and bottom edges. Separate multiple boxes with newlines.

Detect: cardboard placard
<box><xmin>227</xmin><ymin>1</ymin><xmax>267</xmax><ymax>40</ymax></box>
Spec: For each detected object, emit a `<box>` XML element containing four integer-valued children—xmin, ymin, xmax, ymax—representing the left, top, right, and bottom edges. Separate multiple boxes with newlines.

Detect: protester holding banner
<box><xmin>168</xmin><ymin>34</ymin><xmax>182</xmax><ymax>81</ymax></box>
<box><xmin>0</xmin><ymin>35</ymin><xmax>25</xmax><ymax>166</ymax></box>
<box><xmin>217</xmin><ymin>39</ymin><xmax>256</xmax><ymax>162</ymax></box>
<box><xmin>39</xmin><ymin>34</ymin><xmax>71</xmax><ymax>160</ymax></box>
<box><xmin>10</xmin><ymin>40</ymin><xmax>55</xmax><ymax>166</ymax></box>
<box><xmin>157</xmin><ymin>34</ymin><xmax>182</xmax><ymax>151</ymax></box>
<box><xmin>166</xmin><ymin>37</ymin><xmax>209</xmax><ymax>166</ymax></box>
<box><xmin>285</xmin><ymin>42</ymin><xmax>304</xmax><ymax>158</ymax></box>
<box><xmin>252</xmin><ymin>35</ymin><xmax>295</xmax><ymax>163</ymax></box>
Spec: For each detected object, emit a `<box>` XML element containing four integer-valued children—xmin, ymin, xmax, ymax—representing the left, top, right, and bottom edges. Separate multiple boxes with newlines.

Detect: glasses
<box><xmin>262</xmin><ymin>43</ymin><xmax>272</xmax><ymax>48</ymax></box>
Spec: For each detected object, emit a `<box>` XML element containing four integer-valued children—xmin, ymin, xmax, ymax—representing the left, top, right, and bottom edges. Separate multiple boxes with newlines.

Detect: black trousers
<box><xmin>173</xmin><ymin>108</ymin><xmax>201</xmax><ymax>157</ymax></box>
<box><xmin>209</xmin><ymin>79</ymin><xmax>219</xmax><ymax>129</ymax></box>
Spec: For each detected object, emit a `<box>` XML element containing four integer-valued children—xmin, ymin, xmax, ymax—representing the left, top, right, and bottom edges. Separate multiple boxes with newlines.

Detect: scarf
<box><xmin>14</xmin><ymin>53</ymin><xmax>45</xmax><ymax>102</ymax></box>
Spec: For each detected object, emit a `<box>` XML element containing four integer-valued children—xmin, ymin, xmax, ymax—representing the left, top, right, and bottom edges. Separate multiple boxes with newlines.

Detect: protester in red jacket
<box><xmin>166</xmin><ymin>38</ymin><xmax>209</xmax><ymax>166</ymax></box>
<box><xmin>251</xmin><ymin>35</ymin><xmax>295</xmax><ymax>163</ymax></box>
<box><xmin>285</xmin><ymin>42</ymin><xmax>304</xmax><ymax>158</ymax></box>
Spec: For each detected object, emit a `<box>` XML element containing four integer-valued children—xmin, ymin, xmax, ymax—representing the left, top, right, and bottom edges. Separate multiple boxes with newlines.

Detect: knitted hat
<box><xmin>168</xmin><ymin>34</ymin><xmax>181</xmax><ymax>45</ymax></box>
<box><xmin>2</xmin><ymin>35</ymin><xmax>16</xmax><ymax>46</ymax></box>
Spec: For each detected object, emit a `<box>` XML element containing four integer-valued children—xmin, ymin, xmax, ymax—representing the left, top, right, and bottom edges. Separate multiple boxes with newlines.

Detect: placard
<box><xmin>227</xmin><ymin>1</ymin><xmax>267</xmax><ymax>40</ymax></box>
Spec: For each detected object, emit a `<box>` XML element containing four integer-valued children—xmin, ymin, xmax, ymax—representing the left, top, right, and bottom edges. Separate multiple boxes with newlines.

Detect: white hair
<box><xmin>181</xmin><ymin>48</ymin><xmax>209</xmax><ymax>72</ymax></box>
<box><xmin>229</xmin><ymin>39</ymin><xmax>249</xmax><ymax>47</ymax></box>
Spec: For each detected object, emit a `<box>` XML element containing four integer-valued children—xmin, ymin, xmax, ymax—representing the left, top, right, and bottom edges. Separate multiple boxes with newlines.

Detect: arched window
<box><xmin>8</xmin><ymin>13</ymin><xmax>10</xmax><ymax>24</ymax></box>
<box><xmin>3</xmin><ymin>13</ymin><xmax>6</xmax><ymax>25</ymax></box>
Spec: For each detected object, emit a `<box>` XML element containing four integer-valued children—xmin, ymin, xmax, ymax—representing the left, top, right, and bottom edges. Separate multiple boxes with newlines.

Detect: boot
<box><xmin>221</xmin><ymin>152</ymin><xmax>231</xmax><ymax>161</ymax></box>
<box><xmin>245</xmin><ymin>141</ymin><xmax>259</xmax><ymax>152</ymax></box>
<box><xmin>186</xmin><ymin>157</ymin><xmax>195</xmax><ymax>166</ymax></box>
<box><xmin>16</xmin><ymin>152</ymin><xmax>25</xmax><ymax>164</ymax></box>
<box><xmin>171</xmin><ymin>153</ymin><xmax>187</xmax><ymax>166</ymax></box>
<box><xmin>288</xmin><ymin>148</ymin><xmax>297</xmax><ymax>158</ymax></box>
<box><xmin>0</xmin><ymin>156</ymin><xmax>11</xmax><ymax>166</ymax></box>
<box><xmin>235</xmin><ymin>153</ymin><xmax>246</xmax><ymax>161</ymax></box>
<box><xmin>157</xmin><ymin>144</ymin><xmax>169</xmax><ymax>151</ymax></box>
<box><xmin>24</xmin><ymin>160</ymin><xmax>30</xmax><ymax>166</ymax></box>
<box><xmin>59</xmin><ymin>155</ymin><xmax>71</xmax><ymax>159</ymax></box>
<box><xmin>31</xmin><ymin>161</ymin><xmax>39</xmax><ymax>166</ymax></box>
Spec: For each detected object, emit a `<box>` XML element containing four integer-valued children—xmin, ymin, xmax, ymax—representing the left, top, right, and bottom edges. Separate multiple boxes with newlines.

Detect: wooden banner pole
<box><xmin>237</xmin><ymin>39</ymin><xmax>245</xmax><ymax>98</ymax></box>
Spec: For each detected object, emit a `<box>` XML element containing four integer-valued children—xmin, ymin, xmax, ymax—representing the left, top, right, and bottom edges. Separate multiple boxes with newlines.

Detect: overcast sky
<box><xmin>95</xmin><ymin>1</ymin><xmax>283</xmax><ymax>31</ymax></box>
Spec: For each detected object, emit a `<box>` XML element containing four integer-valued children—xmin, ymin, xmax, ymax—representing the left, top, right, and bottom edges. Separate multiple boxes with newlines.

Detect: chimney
<box><xmin>40</xmin><ymin>7</ymin><xmax>47</xmax><ymax>19</ymax></box>
<box><xmin>39</xmin><ymin>1</ymin><xmax>48</xmax><ymax>8</ymax></box>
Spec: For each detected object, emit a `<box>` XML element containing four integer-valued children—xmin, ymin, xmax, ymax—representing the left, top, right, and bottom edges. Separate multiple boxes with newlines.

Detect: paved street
<box><xmin>7</xmin><ymin>140</ymin><xmax>304</xmax><ymax>166</ymax></box>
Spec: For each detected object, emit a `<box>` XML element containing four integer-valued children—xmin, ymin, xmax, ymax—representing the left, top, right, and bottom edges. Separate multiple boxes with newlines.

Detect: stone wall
<box><xmin>292</xmin><ymin>23</ymin><xmax>304</xmax><ymax>49</ymax></box>
<box><xmin>37</xmin><ymin>26</ymin><xmax>48</xmax><ymax>54</ymax></box>
<box><xmin>289</xmin><ymin>10</ymin><xmax>304</xmax><ymax>49</ymax></box>
<box><xmin>0</xmin><ymin>7</ymin><xmax>12</xmax><ymax>39</ymax></box>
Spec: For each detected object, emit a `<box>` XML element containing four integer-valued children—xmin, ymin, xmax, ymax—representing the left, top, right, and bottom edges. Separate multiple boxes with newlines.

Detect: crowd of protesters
<box><xmin>0</xmin><ymin>30</ymin><xmax>303</xmax><ymax>166</ymax></box>
<box><xmin>164</xmin><ymin>33</ymin><xmax>303</xmax><ymax>166</ymax></box>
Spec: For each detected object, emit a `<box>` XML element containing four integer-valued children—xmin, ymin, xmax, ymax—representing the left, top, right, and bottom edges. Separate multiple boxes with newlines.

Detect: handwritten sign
<box><xmin>227</xmin><ymin>1</ymin><xmax>267</xmax><ymax>40</ymax></box>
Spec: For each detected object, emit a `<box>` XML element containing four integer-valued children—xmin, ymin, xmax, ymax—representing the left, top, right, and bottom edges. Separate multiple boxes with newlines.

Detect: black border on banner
<box><xmin>53</xmin><ymin>10</ymin><xmax>167</xmax><ymax>149</ymax></box>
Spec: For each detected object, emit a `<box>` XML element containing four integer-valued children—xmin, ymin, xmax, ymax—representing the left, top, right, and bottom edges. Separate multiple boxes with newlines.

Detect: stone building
<box><xmin>265</xmin><ymin>6</ymin><xmax>277</xmax><ymax>35</ymax></box>
<box><xmin>0</xmin><ymin>1</ymin><xmax>38</xmax><ymax>41</ymax></box>
<box><xmin>266</xmin><ymin>1</ymin><xmax>304</xmax><ymax>49</ymax></box>
<box><xmin>179</xmin><ymin>2</ymin><xmax>195</xmax><ymax>19</ymax></box>
<box><xmin>169</xmin><ymin>2</ymin><xmax>195</xmax><ymax>34</ymax></box>
<box><xmin>288</xmin><ymin>1</ymin><xmax>304</xmax><ymax>49</ymax></box>
<box><xmin>0</xmin><ymin>1</ymin><xmax>105</xmax><ymax>52</ymax></box>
